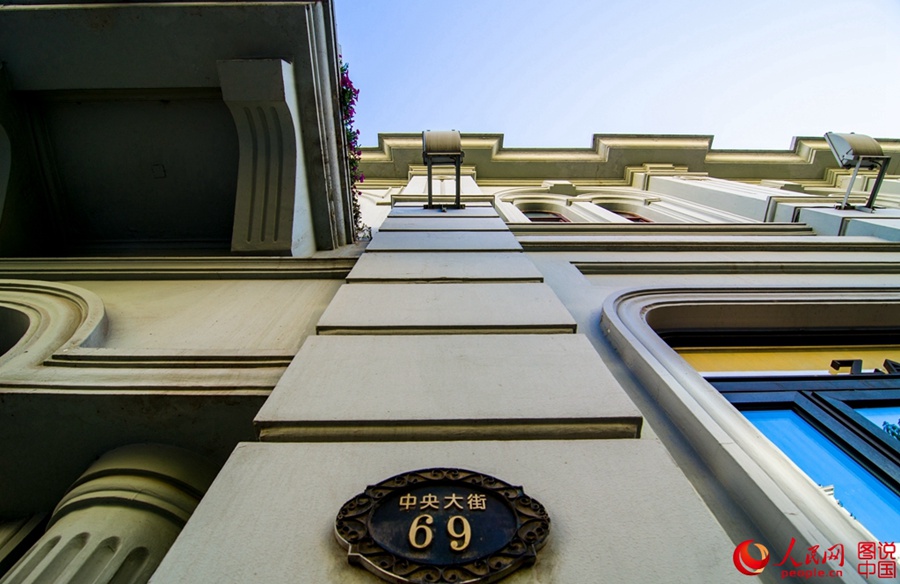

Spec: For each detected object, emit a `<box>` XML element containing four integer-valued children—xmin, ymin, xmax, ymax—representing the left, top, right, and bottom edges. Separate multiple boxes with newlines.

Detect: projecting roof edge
<box><xmin>363</xmin><ymin>133</ymin><xmax>714</xmax><ymax>162</ymax></box>
<box><xmin>360</xmin><ymin>133</ymin><xmax>900</xmax><ymax>182</ymax></box>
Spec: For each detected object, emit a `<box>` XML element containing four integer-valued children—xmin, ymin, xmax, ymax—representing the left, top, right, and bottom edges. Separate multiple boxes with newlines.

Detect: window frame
<box><xmin>600</xmin><ymin>287</ymin><xmax>900</xmax><ymax>567</ymax></box>
<box><xmin>711</xmin><ymin>375</ymin><xmax>900</xmax><ymax>495</ymax></box>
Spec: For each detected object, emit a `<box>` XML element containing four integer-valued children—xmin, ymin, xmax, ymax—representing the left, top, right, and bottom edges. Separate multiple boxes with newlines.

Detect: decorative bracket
<box><xmin>218</xmin><ymin>59</ymin><xmax>317</xmax><ymax>257</ymax></box>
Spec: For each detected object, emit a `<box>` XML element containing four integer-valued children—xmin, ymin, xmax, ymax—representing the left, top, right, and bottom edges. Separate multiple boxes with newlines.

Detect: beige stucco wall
<box><xmin>523</xmin><ymin>244</ymin><xmax>900</xmax><ymax>584</ymax></box>
<box><xmin>71</xmin><ymin>279</ymin><xmax>341</xmax><ymax>352</ymax></box>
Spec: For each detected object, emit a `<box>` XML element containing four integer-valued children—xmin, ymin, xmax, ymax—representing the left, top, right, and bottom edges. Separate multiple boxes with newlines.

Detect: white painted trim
<box><xmin>602</xmin><ymin>288</ymin><xmax>900</xmax><ymax>583</ymax></box>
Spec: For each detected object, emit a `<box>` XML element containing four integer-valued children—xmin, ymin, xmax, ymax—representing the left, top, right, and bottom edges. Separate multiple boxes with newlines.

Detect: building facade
<box><xmin>1</xmin><ymin>2</ymin><xmax>899</xmax><ymax>583</ymax></box>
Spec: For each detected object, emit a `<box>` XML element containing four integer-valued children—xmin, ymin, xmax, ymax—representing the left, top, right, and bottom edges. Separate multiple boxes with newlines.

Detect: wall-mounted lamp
<box><xmin>824</xmin><ymin>132</ymin><xmax>891</xmax><ymax>212</ymax></box>
<box><xmin>422</xmin><ymin>130</ymin><xmax>464</xmax><ymax>209</ymax></box>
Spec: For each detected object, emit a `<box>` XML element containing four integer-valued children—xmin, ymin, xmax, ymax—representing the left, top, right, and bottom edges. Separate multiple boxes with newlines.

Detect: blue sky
<box><xmin>334</xmin><ymin>0</ymin><xmax>900</xmax><ymax>150</ymax></box>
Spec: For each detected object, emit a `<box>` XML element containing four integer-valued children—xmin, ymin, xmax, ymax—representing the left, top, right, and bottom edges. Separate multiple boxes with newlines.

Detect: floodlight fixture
<box><xmin>824</xmin><ymin>132</ymin><xmax>891</xmax><ymax>212</ymax></box>
<box><xmin>422</xmin><ymin>130</ymin><xmax>464</xmax><ymax>209</ymax></box>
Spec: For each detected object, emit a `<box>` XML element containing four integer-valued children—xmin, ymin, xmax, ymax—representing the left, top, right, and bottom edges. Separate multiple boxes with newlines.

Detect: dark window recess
<box><xmin>522</xmin><ymin>211</ymin><xmax>570</xmax><ymax>223</ymax></box>
<box><xmin>614</xmin><ymin>211</ymin><xmax>652</xmax><ymax>223</ymax></box>
<box><xmin>659</xmin><ymin>327</ymin><xmax>900</xmax><ymax>348</ymax></box>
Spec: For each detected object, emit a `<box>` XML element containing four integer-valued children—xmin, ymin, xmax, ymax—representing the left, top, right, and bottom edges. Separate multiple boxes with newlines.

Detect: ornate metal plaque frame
<box><xmin>335</xmin><ymin>468</ymin><xmax>550</xmax><ymax>584</ymax></box>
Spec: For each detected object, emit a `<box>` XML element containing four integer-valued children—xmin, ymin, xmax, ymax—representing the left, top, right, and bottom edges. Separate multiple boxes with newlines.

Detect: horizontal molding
<box><xmin>46</xmin><ymin>348</ymin><xmax>292</xmax><ymax>369</ymax></box>
<box><xmin>27</xmin><ymin>346</ymin><xmax>290</xmax><ymax>388</ymax></box>
<box><xmin>509</xmin><ymin>223</ymin><xmax>816</xmax><ymax>235</ymax></box>
<box><xmin>345</xmin><ymin>276</ymin><xmax>543</xmax><ymax>283</ymax></box>
<box><xmin>0</xmin><ymin>388</ymin><xmax>272</xmax><ymax>398</ymax></box>
<box><xmin>575</xmin><ymin>261</ymin><xmax>900</xmax><ymax>275</ymax></box>
<box><xmin>0</xmin><ymin>257</ymin><xmax>356</xmax><ymax>280</ymax></box>
<box><xmin>316</xmin><ymin>324</ymin><xmax>577</xmax><ymax>335</ymax></box>
<box><xmin>257</xmin><ymin>417</ymin><xmax>642</xmax><ymax>442</ymax></box>
<box><xmin>0</xmin><ymin>376</ymin><xmax>279</xmax><ymax>391</ymax></box>
<box><xmin>519</xmin><ymin>235</ymin><xmax>900</xmax><ymax>252</ymax></box>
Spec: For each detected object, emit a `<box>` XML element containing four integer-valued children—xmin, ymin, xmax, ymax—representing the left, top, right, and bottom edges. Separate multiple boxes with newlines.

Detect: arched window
<box><xmin>496</xmin><ymin>191</ymin><xmax>606</xmax><ymax>223</ymax></box>
<box><xmin>603</xmin><ymin>289</ymin><xmax>900</xmax><ymax>550</ymax></box>
<box><xmin>496</xmin><ymin>186</ymin><xmax>752</xmax><ymax>224</ymax></box>
<box><xmin>579</xmin><ymin>188</ymin><xmax>751</xmax><ymax>224</ymax></box>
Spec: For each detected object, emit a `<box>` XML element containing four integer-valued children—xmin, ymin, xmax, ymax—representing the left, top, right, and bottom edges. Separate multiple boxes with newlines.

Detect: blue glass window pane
<box><xmin>745</xmin><ymin>409</ymin><xmax>900</xmax><ymax>543</ymax></box>
<box><xmin>855</xmin><ymin>406</ymin><xmax>900</xmax><ymax>433</ymax></box>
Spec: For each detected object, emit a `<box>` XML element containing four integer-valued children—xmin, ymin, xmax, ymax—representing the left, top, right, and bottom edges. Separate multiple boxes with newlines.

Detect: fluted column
<box><xmin>0</xmin><ymin>444</ymin><xmax>217</xmax><ymax>584</ymax></box>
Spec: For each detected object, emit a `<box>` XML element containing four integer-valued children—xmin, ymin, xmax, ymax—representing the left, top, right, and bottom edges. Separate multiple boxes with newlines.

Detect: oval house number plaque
<box><xmin>334</xmin><ymin>468</ymin><xmax>550</xmax><ymax>584</ymax></box>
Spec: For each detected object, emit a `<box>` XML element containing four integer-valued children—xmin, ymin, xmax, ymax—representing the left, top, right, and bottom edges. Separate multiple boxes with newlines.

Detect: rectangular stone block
<box><xmin>346</xmin><ymin>252</ymin><xmax>543</xmax><ymax>282</ymax></box>
<box><xmin>379</xmin><ymin>217</ymin><xmax>508</xmax><ymax>231</ymax></box>
<box><xmin>149</xmin><ymin>441</ymin><xmax>746</xmax><ymax>583</ymax></box>
<box><xmin>316</xmin><ymin>283</ymin><xmax>577</xmax><ymax>334</ymax></box>
<box><xmin>255</xmin><ymin>334</ymin><xmax>641</xmax><ymax>440</ymax></box>
<box><xmin>843</xmin><ymin>217</ymin><xmax>900</xmax><ymax>241</ymax></box>
<box><xmin>366</xmin><ymin>231</ymin><xmax>522</xmax><ymax>252</ymax></box>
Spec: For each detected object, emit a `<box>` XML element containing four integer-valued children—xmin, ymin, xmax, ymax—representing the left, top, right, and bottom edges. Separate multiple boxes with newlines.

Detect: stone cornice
<box><xmin>361</xmin><ymin>133</ymin><xmax>900</xmax><ymax>184</ymax></box>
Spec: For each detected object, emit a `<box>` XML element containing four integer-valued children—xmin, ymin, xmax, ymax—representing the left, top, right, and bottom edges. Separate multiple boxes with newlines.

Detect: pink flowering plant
<box><xmin>339</xmin><ymin>58</ymin><xmax>368</xmax><ymax>239</ymax></box>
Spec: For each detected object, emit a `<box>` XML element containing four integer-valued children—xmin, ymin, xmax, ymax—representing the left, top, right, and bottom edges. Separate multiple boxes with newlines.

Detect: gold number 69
<box><xmin>408</xmin><ymin>514</ymin><xmax>434</xmax><ymax>549</ymax></box>
<box><xmin>407</xmin><ymin>514</ymin><xmax>471</xmax><ymax>552</ymax></box>
<box><xmin>447</xmin><ymin>516</ymin><xmax>471</xmax><ymax>551</ymax></box>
